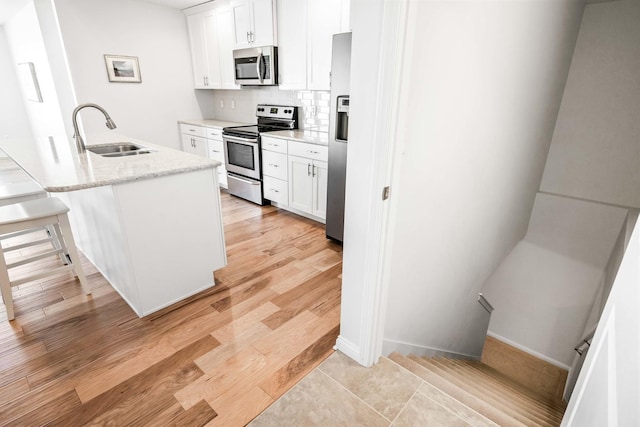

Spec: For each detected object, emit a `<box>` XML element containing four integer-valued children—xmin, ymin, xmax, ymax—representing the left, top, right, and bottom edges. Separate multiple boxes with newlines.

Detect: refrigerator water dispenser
<box><xmin>335</xmin><ymin>96</ymin><xmax>349</xmax><ymax>142</ymax></box>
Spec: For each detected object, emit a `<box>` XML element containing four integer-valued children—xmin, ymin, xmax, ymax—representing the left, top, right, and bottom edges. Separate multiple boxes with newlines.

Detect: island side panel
<box><xmin>113</xmin><ymin>168</ymin><xmax>227</xmax><ymax>316</ymax></box>
<box><xmin>58</xmin><ymin>186</ymin><xmax>142</xmax><ymax>313</ymax></box>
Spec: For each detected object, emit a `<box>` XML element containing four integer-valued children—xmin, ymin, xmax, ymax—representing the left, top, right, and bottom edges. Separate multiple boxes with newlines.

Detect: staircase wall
<box><xmin>482</xmin><ymin>193</ymin><xmax>627</xmax><ymax>367</ymax></box>
<box><xmin>381</xmin><ymin>1</ymin><xmax>584</xmax><ymax>359</ymax></box>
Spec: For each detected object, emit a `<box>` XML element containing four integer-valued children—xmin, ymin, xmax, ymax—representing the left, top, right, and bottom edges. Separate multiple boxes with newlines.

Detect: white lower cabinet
<box><xmin>180</xmin><ymin>123</ymin><xmax>227</xmax><ymax>188</ymax></box>
<box><xmin>288</xmin><ymin>155</ymin><xmax>327</xmax><ymax>219</ymax></box>
<box><xmin>261</xmin><ymin>136</ymin><xmax>327</xmax><ymax>222</ymax></box>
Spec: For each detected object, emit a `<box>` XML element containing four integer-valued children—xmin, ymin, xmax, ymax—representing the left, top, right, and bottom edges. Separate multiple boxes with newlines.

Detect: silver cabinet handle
<box><xmin>307</xmin><ymin>163</ymin><xmax>311</xmax><ymax>176</ymax></box>
<box><xmin>269</xmin><ymin>163</ymin><xmax>278</xmax><ymax>168</ymax></box>
<box><xmin>212</xmin><ymin>149</ymin><xmax>220</xmax><ymax>153</ymax></box>
<box><xmin>312</xmin><ymin>165</ymin><xmax>316</xmax><ymax>177</ymax></box>
<box><xmin>271</xmin><ymin>189</ymin><xmax>279</xmax><ymax>193</ymax></box>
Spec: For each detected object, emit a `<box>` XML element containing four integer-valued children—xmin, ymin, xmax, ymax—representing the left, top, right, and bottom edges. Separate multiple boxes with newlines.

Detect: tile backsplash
<box><xmin>207</xmin><ymin>87</ymin><xmax>330</xmax><ymax>133</ymax></box>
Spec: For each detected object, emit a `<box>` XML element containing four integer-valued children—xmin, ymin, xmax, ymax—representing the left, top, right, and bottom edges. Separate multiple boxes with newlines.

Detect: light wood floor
<box><xmin>0</xmin><ymin>191</ymin><xmax>342</xmax><ymax>426</ymax></box>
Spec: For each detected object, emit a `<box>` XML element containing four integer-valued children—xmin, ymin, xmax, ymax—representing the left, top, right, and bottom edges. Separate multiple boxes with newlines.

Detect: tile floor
<box><xmin>249</xmin><ymin>351</ymin><xmax>497</xmax><ymax>426</ymax></box>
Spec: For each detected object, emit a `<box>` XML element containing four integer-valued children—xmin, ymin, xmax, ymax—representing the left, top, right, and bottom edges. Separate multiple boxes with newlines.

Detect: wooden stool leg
<box><xmin>57</xmin><ymin>213</ymin><xmax>91</xmax><ymax>296</ymax></box>
<box><xmin>0</xmin><ymin>250</ymin><xmax>15</xmax><ymax>320</ymax></box>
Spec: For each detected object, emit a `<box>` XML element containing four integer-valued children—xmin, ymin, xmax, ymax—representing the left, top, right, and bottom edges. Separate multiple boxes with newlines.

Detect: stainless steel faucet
<box><xmin>72</xmin><ymin>103</ymin><xmax>117</xmax><ymax>153</ymax></box>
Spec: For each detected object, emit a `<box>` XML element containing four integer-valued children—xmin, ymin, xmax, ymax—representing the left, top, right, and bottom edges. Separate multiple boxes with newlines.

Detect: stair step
<box><xmin>454</xmin><ymin>359</ymin><xmax>567</xmax><ymax>414</ymax></box>
<box><xmin>390</xmin><ymin>353</ymin><xmax>529</xmax><ymax>427</ymax></box>
<box><xmin>438</xmin><ymin>358</ymin><xmax>565</xmax><ymax>418</ymax></box>
<box><xmin>411</xmin><ymin>356</ymin><xmax>551</xmax><ymax>427</ymax></box>
<box><xmin>424</xmin><ymin>357</ymin><xmax>563</xmax><ymax>425</ymax></box>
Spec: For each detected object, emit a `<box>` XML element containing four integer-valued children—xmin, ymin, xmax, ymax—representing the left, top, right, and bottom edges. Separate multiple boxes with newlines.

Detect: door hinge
<box><xmin>382</xmin><ymin>186</ymin><xmax>390</xmax><ymax>201</ymax></box>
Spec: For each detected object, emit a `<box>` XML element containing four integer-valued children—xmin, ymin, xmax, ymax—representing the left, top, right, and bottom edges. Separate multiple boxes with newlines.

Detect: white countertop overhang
<box><xmin>0</xmin><ymin>132</ymin><xmax>219</xmax><ymax>192</ymax></box>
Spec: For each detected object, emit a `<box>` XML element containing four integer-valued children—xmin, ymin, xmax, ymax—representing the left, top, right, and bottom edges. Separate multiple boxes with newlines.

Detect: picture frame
<box><xmin>18</xmin><ymin>62</ymin><xmax>43</xmax><ymax>102</ymax></box>
<box><xmin>104</xmin><ymin>54</ymin><xmax>141</xmax><ymax>83</ymax></box>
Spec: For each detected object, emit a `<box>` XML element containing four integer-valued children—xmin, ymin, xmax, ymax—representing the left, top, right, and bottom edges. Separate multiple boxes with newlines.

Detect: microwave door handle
<box><xmin>257</xmin><ymin>52</ymin><xmax>264</xmax><ymax>83</ymax></box>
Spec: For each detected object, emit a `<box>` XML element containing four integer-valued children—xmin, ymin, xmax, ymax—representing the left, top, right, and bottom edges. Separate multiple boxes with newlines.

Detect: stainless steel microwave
<box><xmin>233</xmin><ymin>46</ymin><xmax>278</xmax><ymax>86</ymax></box>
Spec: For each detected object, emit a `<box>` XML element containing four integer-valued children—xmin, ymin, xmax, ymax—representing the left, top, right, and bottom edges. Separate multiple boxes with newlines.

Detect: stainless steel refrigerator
<box><xmin>326</xmin><ymin>32</ymin><xmax>352</xmax><ymax>243</ymax></box>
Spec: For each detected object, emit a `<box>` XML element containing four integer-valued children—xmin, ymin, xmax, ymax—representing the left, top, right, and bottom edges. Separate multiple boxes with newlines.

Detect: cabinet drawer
<box><xmin>263</xmin><ymin>176</ymin><xmax>288</xmax><ymax>205</ymax></box>
<box><xmin>262</xmin><ymin>150</ymin><xmax>287</xmax><ymax>180</ymax></box>
<box><xmin>208</xmin><ymin>139</ymin><xmax>225</xmax><ymax>163</ymax></box>
<box><xmin>288</xmin><ymin>140</ymin><xmax>328</xmax><ymax>162</ymax></box>
<box><xmin>206</xmin><ymin>127</ymin><xmax>223</xmax><ymax>140</ymax></box>
<box><xmin>261</xmin><ymin>136</ymin><xmax>287</xmax><ymax>154</ymax></box>
<box><xmin>180</xmin><ymin>123</ymin><xmax>206</xmax><ymax>138</ymax></box>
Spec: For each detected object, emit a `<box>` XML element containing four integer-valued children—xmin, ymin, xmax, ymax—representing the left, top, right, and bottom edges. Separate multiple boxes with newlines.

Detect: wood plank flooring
<box><xmin>0</xmin><ymin>191</ymin><xmax>342</xmax><ymax>426</ymax></box>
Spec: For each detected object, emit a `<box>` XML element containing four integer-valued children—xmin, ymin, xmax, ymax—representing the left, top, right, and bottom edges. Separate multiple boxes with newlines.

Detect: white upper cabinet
<box><xmin>185</xmin><ymin>2</ymin><xmax>239</xmax><ymax>90</ymax></box>
<box><xmin>186</xmin><ymin>13</ymin><xmax>210</xmax><ymax>89</ymax></box>
<box><xmin>231</xmin><ymin>0</ymin><xmax>276</xmax><ymax>49</ymax></box>
<box><xmin>277</xmin><ymin>0</ymin><xmax>350</xmax><ymax>91</ymax></box>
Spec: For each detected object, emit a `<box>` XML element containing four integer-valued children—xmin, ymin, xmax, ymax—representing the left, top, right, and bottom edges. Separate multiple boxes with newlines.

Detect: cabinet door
<box><xmin>216</xmin><ymin>7</ymin><xmax>240</xmax><ymax>89</ymax></box>
<box><xmin>307</xmin><ymin>0</ymin><xmax>343</xmax><ymax>90</ymax></box>
<box><xmin>250</xmin><ymin>0</ymin><xmax>275</xmax><ymax>46</ymax></box>
<box><xmin>186</xmin><ymin>14</ymin><xmax>209</xmax><ymax>88</ymax></box>
<box><xmin>231</xmin><ymin>0</ymin><xmax>252</xmax><ymax>48</ymax></box>
<box><xmin>312</xmin><ymin>160</ymin><xmax>328</xmax><ymax>219</ymax></box>
<box><xmin>204</xmin><ymin>10</ymin><xmax>222</xmax><ymax>89</ymax></box>
<box><xmin>277</xmin><ymin>0</ymin><xmax>306</xmax><ymax>89</ymax></box>
<box><xmin>182</xmin><ymin>134</ymin><xmax>208</xmax><ymax>157</ymax></box>
<box><xmin>288</xmin><ymin>155</ymin><xmax>313</xmax><ymax>214</ymax></box>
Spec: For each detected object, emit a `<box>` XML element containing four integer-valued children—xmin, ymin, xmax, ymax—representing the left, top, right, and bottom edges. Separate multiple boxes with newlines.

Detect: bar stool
<box><xmin>0</xmin><ymin>197</ymin><xmax>90</xmax><ymax>320</ymax></box>
<box><xmin>0</xmin><ymin>181</ymin><xmax>68</xmax><ymax>265</ymax></box>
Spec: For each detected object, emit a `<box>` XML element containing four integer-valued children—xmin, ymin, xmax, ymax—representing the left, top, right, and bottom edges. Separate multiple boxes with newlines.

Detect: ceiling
<box><xmin>0</xmin><ymin>0</ymin><xmax>210</xmax><ymax>24</ymax></box>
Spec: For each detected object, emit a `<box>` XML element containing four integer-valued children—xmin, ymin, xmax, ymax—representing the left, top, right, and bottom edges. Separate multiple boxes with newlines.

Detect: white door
<box><xmin>186</xmin><ymin>14</ymin><xmax>209</xmax><ymax>88</ymax></box>
<box><xmin>562</xmin><ymin>222</ymin><xmax>640</xmax><ymax>426</ymax></box>
<box><xmin>204</xmin><ymin>10</ymin><xmax>222</xmax><ymax>89</ymax></box>
<box><xmin>231</xmin><ymin>0</ymin><xmax>251</xmax><ymax>48</ymax></box>
<box><xmin>217</xmin><ymin>7</ymin><xmax>240</xmax><ymax>89</ymax></box>
<box><xmin>312</xmin><ymin>160</ymin><xmax>328</xmax><ymax>219</ymax></box>
<box><xmin>277</xmin><ymin>0</ymin><xmax>307</xmax><ymax>89</ymax></box>
<box><xmin>250</xmin><ymin>0</ymin><xmax>275</xmax><ymax>46</ymax></box>
<box><xmin>288</xmin><ymin>155</ymin><xmax>312</xmax><ymax>213</ymax></box>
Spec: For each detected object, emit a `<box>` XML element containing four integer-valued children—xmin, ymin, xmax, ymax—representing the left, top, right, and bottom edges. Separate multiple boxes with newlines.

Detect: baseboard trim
<box><xmin>487</xmin><ymin>331</ymin><xmax>571</xmax><ymax>370</ymax></box>
<box><xmin>335</xmin><ymin>335</ymin><xmax>363</xmax><ymax>365</ymax></box>
<box><xmin>382</xmin><ymin>338</ymin><xmax>481</xmax><ymax>361</ymax></box>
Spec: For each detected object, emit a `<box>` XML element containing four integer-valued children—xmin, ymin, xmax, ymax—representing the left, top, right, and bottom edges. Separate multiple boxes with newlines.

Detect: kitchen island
<box><xmin>0</xmin><ymin>132</ymin><xmax>226</xmax><ymax>317</ymax></box>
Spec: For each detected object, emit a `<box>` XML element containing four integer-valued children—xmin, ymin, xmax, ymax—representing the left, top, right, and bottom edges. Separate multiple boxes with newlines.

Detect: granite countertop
<box><xmin>264</xmin><ymin>129</ymin><xmax>329</xmax><ymax>146</ymax></box>
<box><xmin>0</xmin><ymin>132</ymin><xmax>220</xmax><ymax>192</ymax></box>
<box><xmin>179</xmin><ymin>119</ymin><xmax>248</xmax><ymax>129</ymax></box>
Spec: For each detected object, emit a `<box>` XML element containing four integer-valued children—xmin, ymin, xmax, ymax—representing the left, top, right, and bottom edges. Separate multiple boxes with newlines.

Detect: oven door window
<box><xmin>227</xmin><ymin>141</ymin><xmax>256</xmax><ymax>170</ymax></box>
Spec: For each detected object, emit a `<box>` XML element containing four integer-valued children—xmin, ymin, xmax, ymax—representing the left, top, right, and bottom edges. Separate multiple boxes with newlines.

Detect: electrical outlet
<box><xmin>219</xmin><ymin>100</ymin><xmax>224</xmax><ymax>109</ymax></box>
<box><xmin>231</xmin><ymin>100</ymin><xmax>236</xmax><ymax>110</ymax></box>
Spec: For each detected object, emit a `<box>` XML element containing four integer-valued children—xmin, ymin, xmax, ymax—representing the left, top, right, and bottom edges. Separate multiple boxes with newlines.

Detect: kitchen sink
<box><xmin>87</xmin><ymin>143</ymin><xmax>154</xmax><ymax>157</ymax></box>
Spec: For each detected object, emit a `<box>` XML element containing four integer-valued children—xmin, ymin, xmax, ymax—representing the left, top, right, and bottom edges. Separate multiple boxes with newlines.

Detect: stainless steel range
<box><xmin>223</xmin><ymin>105</ymin><xmax>298</xmax><ymax>205</ymax></box>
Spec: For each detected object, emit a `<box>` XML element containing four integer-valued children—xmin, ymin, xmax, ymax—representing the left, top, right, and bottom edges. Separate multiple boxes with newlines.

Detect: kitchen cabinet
<box><xmin>185</xmin><ymin>3</ymin><xmax>239</xmax><ymax>90</ymax></box>
<box><xmin>288</xmin><ymin>156</ymin><xmax>327</xmax><ymax>219</ymax></box>
<box><xmin>231</xmin><ymin>0</ymin><xmax>276</xmax><ymax>49</ymax></box>
<box><xmin>180</xmin><ymin>124</ymin><xmax>228</xmax><ymax>188</ymax></box>
<box><xmin>261</xmin><ymin>136</ymin><xmax>288</xmax><ymax>204</ymax></box>
<box><xmin>181</xmin><ymin>124</ymin><xmax>208</xmax><ymax>157</ymax></box>
<box><xmin>277</xmin><ymin>0</ymin><xmax>349</xmax><ymax>90</ymax></box>
<box><xmin>205</xmin><ymin>127</ymin><xmax>228</xmax><ymax>188</ymax></box>
<box><xmin>287</xmin><ymin>140</ymin><xmax>328</xmax><ymax>219</ymax></box>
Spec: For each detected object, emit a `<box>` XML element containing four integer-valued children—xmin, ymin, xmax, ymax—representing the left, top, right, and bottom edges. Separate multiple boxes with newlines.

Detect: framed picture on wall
<box><xmin>104</xmin><ymin>55</ymin><xmax>141</xmax><ymax>83</ymax></box>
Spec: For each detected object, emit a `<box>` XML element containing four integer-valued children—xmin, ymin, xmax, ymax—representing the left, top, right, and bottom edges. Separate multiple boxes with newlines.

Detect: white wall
<box><xmin>540</xmin><ymin>0</ymin><xmax>640</xmax><ymax>208</ymax></box>
<box><xmin>0</xmin><ymin>28</ymin><xmax>32</xmax><ymax>140</ymax></box>
<box><xmin>3</xmin><ymin>1</ymin><xmax>67</xmax><ymax>138</ymax></box>
<box><xmin>483</xmin><ymin>194</ymin><xmax>627</xmax><ymax>367</ymax></box>
<box><xmin>381</xmin><ymin>1</ymin><xmax>584</xmax><ymax>358</ymax></box>
<box><xmin>52</xmin><ymin>0</ymin><xmax>203</xmax><ymax>150</ymax></box>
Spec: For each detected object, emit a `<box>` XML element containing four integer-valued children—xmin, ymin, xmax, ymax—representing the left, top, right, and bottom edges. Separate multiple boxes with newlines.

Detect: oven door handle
<box><xmin>229</xmin><ymin>174</ymin><xmax>260</xmax><ymax>185</ymax></box>
<box><xmin>223</xmin><ymin>134</ymin><xmax>259</xmax><ymax>144</ymax></box>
